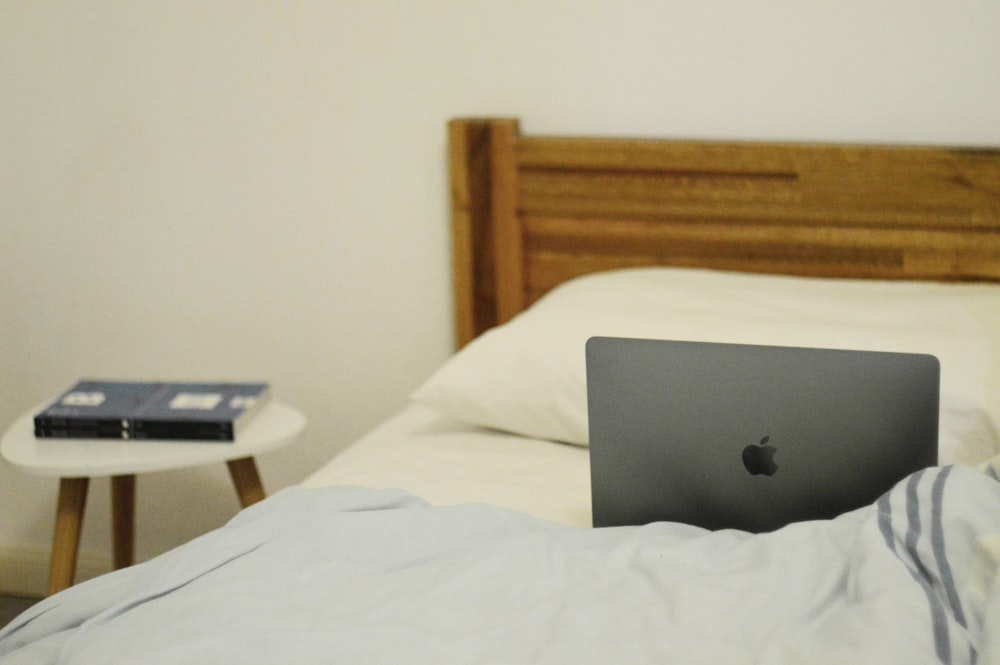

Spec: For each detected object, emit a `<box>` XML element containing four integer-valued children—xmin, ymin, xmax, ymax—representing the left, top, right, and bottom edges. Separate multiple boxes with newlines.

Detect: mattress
<box><xmin>302</xmin><ymin>404</ymin><xmax>592</xmax><ymax>528</ymax></box>
<box><xmin>301</xmin><ymin>405</ymin><xmax>995</xmax><ymax>535</ymax></box>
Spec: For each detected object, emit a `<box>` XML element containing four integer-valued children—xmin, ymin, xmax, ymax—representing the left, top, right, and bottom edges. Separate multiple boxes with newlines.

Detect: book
<box><xmin>34</xmin><ymin>380</ymin><xmax>271</xmax><ymax>442</ymax></box>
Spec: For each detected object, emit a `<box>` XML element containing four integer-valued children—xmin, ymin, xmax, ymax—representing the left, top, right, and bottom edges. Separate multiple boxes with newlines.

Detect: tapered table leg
<box><xmin>48</xmin><ymin>477</ymin><xmax>89</xmax><ymax>596</ymax></box>
<box><xmin>227</xmin><ymin>457</ymin><xmax>266</xmax><ymax>508</ymax></box>
<box><xmin>47</xmin><ymin>459</ymin><xmax>265</xmax><ymax>596</ymax></box>
<box><xmin>111</xmin><ymin>474</ymin><xmax>136</xmax><ymax>569</ymax></box>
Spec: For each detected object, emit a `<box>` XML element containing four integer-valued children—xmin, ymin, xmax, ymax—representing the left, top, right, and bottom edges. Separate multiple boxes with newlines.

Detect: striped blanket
<box><xmin>2</xmin><ymin>459</ymin><xmax>998</xmax><ymax>664</ymax></box>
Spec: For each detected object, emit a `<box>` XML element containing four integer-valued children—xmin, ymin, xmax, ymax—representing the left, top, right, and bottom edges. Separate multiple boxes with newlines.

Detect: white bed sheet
<box><xmin>301</xmin><ymin>402</ymin><xmax>991</xmax><ymax>531</ymax></box>
<box><xmin>301</xmin><ymin>404</ymin><xmax>592</xmax><ymax>528</ymax></box>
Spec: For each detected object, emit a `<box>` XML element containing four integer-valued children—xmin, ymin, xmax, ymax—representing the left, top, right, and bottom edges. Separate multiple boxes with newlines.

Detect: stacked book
<box><xmin>34</xmin><ymin>380</ymin><xmax>271</xmax><ymax>442</ymax></box>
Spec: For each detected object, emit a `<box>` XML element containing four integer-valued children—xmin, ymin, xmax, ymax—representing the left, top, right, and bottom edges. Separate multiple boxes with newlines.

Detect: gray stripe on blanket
<box><xmin>877</xmin><ymin>468</ymin><xmax>958</xmax><ymax>665</ymax></box>
<box><xmin>930</xmin><ymin>469</ymin><xmax>971</xmax><ymax>633</ymax></box>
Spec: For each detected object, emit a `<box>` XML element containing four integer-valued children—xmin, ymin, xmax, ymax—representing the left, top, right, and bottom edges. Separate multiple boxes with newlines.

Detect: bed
<box><xmin>2</xmin><ymin>118</ymin><xmax>999</xmax><ymax>664</ymax></box>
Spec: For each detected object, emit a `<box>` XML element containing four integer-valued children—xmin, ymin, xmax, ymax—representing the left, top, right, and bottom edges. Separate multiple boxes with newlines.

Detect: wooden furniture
<box><xmin>448</xmin><ymin>118</ymin><xmax>1000</xmax><ymax>347</ymax></box>
<box><xmin>1</xmin><ymin>400</ymin><xmax>306</xmax><ymax>595</ymax></box>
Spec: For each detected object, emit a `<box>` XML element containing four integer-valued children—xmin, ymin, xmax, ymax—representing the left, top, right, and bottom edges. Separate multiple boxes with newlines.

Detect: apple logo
<box><xmin>742</xmin><ymin>436</ymin><xmax>778</xmax><ymax>476</ymax></box>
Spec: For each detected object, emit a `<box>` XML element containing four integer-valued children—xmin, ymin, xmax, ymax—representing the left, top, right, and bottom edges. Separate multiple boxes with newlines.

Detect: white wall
<box><xmin>2</xmin><ymin>1</ymin><xmax>998</xmax><ymax>594</ymax></box>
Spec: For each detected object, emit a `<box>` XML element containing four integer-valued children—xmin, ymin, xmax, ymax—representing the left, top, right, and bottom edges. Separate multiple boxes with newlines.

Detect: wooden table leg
<box><xmin>111</xmin><ymin>474</ymin><xmax>136</xmax><ymax>569</ymax></box>
<box><xmin>227</xmin><ymin>457</ymin><xmax>266</xmax><ymax>508</ymax></box>
<box><xmin>48</xmin><ymin>477</ymin><xmax>89</xmax><ymax>596</ymax></box>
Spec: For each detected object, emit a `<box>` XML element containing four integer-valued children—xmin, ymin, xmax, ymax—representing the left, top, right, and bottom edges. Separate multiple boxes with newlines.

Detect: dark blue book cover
<box><xmin>34</xmin><ymin>380</ymin><xmax>270</xmax><ymax>441</ymax></box>
<box><xmin>34</xmin><ymin>381</ymin><xmax>164</xmax><ymax>438</ymax></box>
<box><xmin>132</xmin><ymin>382</ymin><xmax>271</xmax><ymax>440</ymax></box>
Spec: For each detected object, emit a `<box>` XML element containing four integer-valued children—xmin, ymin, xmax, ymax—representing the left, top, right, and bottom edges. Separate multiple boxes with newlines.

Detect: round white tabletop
<box><xmin>1</xmin><ymin>400</ymin><xmax>307</xmax><ymax>478</ymax></box>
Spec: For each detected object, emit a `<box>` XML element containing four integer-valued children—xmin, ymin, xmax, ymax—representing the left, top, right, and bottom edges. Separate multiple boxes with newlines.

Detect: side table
<box><xmin>1</xmin><ymin>400</ymin><xmax>307</xmax><ymax>595</ymax></box>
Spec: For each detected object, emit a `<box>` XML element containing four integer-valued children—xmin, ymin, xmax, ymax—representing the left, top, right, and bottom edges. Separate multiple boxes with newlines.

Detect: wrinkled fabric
<box><xmin>2</xmin><ymin>461</ymin><xmax>998</xmax><ymax>665</ymax></box>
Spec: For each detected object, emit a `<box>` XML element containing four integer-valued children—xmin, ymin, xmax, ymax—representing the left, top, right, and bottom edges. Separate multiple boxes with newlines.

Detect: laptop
<box><xmin>586</xmin><ymin>337</ymin><xmax>939</xmax><ymax>532</ymax></box>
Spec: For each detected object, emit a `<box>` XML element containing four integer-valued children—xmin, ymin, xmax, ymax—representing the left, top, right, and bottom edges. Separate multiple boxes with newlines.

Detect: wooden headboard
<box><xmin>448</xmin><ymin>117</ymin><xmax>1000</xmax><ymax>348</ymax></box>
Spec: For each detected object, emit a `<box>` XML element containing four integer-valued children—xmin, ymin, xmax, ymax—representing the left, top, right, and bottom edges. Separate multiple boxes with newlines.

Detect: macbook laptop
<box><xmin>586</xmin><ymin>337</ymin><xmax>939</xmax><ymax>532</ymax></box>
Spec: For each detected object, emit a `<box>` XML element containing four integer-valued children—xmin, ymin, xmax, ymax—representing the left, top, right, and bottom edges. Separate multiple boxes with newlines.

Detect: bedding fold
<box><xmin>2</xmin><ymin>462</ymin><xmax>998</xmax><ymax>665</ymax></box>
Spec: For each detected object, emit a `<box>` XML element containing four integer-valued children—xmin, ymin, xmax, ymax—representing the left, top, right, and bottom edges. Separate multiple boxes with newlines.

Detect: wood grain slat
<box><xmin>523</xmin><ymin>216</ymin><xmax>1000</xmax><ymax>254</ymax></box>
<box><xmin>520</xmin><ymin>170</ymin><xmax>799</xmax><ymax>207</ymax></box>
<box><xmin>518</xmin><ymin>136</ymin><xmax>1000</xmax><ymax>174</ymax></box>
<box><xmin>525</xmin><ymin>249</ymin><xmax>1000</xmax><ymax>304</ymax></box>
<box><xmin>519</xmin><ymin>169</ymin><xmax>996</xmax><ymax>229</ymax></box>
<box><xmin>518</xmin><ymin>198</ymin><xmax>980</xmax><ymax>230</ymax></box>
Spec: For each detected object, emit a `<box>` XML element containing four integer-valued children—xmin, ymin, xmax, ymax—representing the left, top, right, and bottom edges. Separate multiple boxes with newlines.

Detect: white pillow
<box><xmin>412</xmin><ymin>268</ymin><xmax>1000</xmax><ymax>465</ymax></box>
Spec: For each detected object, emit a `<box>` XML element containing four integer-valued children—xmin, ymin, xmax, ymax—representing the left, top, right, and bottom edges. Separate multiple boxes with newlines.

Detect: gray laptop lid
<box><xmin>586</xmin><ymin>337</ymin><xmax>939</xmax><ymax>532</ymax></box>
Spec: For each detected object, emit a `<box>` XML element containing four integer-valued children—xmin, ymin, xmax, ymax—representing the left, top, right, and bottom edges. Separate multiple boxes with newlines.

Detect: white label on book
<box><xmin>62</xmin><ymin>391</ymin><xmax>107</xmax><ymax>407</ymax></box>
<box><xmin>229</xmin><ymin>396</ymin><xmax>257</xmax><ymax>410</ymax></box>
<box><xmin>169</xmin><ymin>393</ymin><xmax>223</xmax><ymax>410</ymax></box>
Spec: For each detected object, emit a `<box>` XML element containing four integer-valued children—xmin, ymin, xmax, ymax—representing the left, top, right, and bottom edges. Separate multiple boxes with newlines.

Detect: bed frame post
<box><xmin>488</xmin><ymin>119</ymin><xmax>525</xmax><ymax>327</ymax></box>
<box><xmin>449</xmin><ymin>119</ymin><xmax>493</xmax><ymax>348</ymax></box>
<box><xmin>449</xmin><ymin>118</ymin><xmax>522</xmax><ymax>348</ymax></box>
